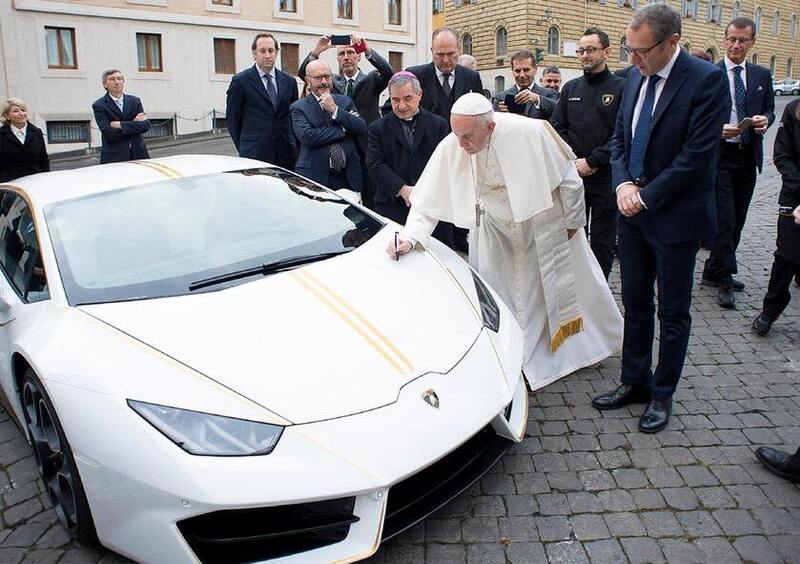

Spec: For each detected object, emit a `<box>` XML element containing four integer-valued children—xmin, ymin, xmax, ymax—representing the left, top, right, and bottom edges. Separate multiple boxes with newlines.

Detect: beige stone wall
<box><xmin>446</xmin><ymin>0</ymin><xmax>800</xmax><ymax>79</ymax></box>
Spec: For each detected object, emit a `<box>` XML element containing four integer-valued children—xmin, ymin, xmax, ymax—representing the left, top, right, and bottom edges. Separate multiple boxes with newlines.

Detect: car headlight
<box><xmin>128</xmin><ymin>400</ymin><xmax>283</xmax><ymax>456</ymax></box>
<box><xmin>471</xmin><ymin>270</ymin><xmax>500</xmax><ymax>332</ymax></box>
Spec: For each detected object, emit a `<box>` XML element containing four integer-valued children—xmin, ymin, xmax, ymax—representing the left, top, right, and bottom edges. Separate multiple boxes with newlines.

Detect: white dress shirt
<box><xmin>435</xmin><ymin>66</ymin><xmax>455</xmax><ymax>90</ymax></box>
<box><xmin>10</xmin><ymin>124</ymin><xmax>27</xmax><ymax>143</ymax></box>
<box><xmin>723</xmin><ymin>56</ymin><xmax>747</xmax><ymax>143</ymax></box>
<box><xmin>110</xmin><ymin>94</ymin><xmax>124</xmax><ymax>112</ymax></box>
<box><xmin>631</xmin><ymin>46</ymin><xmax>681</xmax><ymax>137</ymax></box>
<box><xmin>257</xmin><ymin>66</ymin><xmax>278</xmax><ymax>98</ymax></box>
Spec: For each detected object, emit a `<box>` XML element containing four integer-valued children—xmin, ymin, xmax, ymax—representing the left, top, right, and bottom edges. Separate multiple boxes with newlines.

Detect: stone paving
<box><xmin>2</xmin><ymin>102</ymin><xmax>799</xmax><ymax>562</ymax></box>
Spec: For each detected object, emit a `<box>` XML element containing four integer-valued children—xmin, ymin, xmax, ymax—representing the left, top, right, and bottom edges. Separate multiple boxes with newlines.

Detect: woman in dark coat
<box><xmin>751</xmin><ymin>98</ymin><xmax>800</xmax><ymax>336</ymax></box>
<box><xmin>0</xmin><ymin>98</ymin><xmax>50</xmax><ymax>182</ymax></box>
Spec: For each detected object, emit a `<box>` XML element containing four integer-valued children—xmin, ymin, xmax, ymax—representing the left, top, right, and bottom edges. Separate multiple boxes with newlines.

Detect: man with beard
<box><xmin>298</xmin><ymin>35</ymin><xmax>393</xmax><ymax>210</ymax></box>
<box><xmin>552</xmin><ymin>28</ymin><xmax>625</xmax><ymax>279</ymax></box>
<box><xmin>492</xmin><ymin>50</ymin><xmax>558</xmax><ymax>120</ymax></box>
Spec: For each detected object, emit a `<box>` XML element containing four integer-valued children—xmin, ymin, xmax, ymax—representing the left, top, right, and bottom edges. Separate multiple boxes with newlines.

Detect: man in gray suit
<box><xmin>492</xmin><ymin>50</ymin><xmax>557</xmax><ymax>120</ymax></box>
<box><xmin>299</xmin><ymin>35</ymin><xmax>393</xmax><ymax>209</ymax></box>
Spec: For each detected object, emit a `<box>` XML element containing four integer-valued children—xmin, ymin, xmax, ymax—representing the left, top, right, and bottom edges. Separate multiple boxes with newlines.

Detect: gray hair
<box><xmin>0</xmin><ymin>98</ymin><xmax>27</xmax><ymax>125</ymax></box>
<box><xmin>101</xmin><ymin>68</ymin><xmax>124</xmax><ymax>82</ymax></box>
<box><xmin>388</xmin><ymin>73</ymin><xmax>422</xmax><ymax>95</ymax></box>
<box><xmin>542</xmin><ymin>66</ymin><xmax>561</xmax><ymax>75</ymax></box>
<box><xmin>474</xmin><ymin>110</ymin><xmax>495</xmax><ymax>128</ymax></box>
<box><xmin>630</xmin><ymin>3</ymin><xmax>682</xmax><ymax>42</ymax></box>
<box><xmin>458</xmin><ymin>54</ymin><xmax>477</xmax><ymax>68</ymax></box>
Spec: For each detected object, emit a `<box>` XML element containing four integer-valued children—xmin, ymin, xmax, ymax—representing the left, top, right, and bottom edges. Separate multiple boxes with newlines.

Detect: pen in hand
<box><xmin>394</xmin><ymin>231</ymin><xmax>400</xmax><ymax>261</ymax></box>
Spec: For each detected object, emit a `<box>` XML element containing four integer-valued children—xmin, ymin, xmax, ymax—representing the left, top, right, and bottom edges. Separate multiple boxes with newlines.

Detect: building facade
<box><xmin>0</xmin><ymin>0</ymin><xmax>430</xmax><ymax>153</ymax></box>
<box><xmin>444</xmin><ymin>0</ymin><xmax>800</xmax><ymax>94</ymax></box>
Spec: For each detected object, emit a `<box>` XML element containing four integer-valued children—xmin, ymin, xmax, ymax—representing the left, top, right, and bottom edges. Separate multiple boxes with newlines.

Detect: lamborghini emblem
<box><xmin>602</xmin><ymin>94</ymin><xmax>614</xmax><ymax>106</ymax></box>
<box><xmin>422</xmin><ymin>389</ymin><xmax>440</xmax><ymax>409</ymax></box>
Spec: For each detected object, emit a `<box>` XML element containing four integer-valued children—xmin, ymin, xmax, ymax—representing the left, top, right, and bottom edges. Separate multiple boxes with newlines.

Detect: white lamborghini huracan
<box><xmin>0</xmin><ymin>155</ymin><xmax>527</xmax><ymax>563</ymax></box>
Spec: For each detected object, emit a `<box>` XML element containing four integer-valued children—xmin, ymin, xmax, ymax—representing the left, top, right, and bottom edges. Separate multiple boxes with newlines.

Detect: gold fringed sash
<box><xmin>549</xmin><ymin>316</ymin><xmax>584</xmax><ymax>353</ymax></box>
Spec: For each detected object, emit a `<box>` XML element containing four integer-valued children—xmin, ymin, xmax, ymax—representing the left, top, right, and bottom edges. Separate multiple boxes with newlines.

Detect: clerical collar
<box><xmin>399</xmin><ymin>110</ymin><xmax>420</xmax><ymax>122</ymax></box>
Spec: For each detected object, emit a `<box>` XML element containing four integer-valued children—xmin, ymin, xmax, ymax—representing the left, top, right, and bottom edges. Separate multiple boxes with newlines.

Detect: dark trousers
<box><xmin>584</xmin><ymin>179</ymin><xmax>617</xmax><ymax>279</ymax></box>
<box><xmin>762</xmin><ymin>215</ymin><xmax>800</xmax><ymax>319</ymax></box>
<box><xmin>359</xmin><ymin>160</ymin><xmax>375</xmax><ymax>211</ymax></box>
<box><xmin>703</xmin><ymin>143</ymin><xmax>757</xmax><ymax>283</ymax></box>
<box><xmin>762</xmin><ymin>253</ymin><xmax>800</xmax><ymax>320</ymax></box>
<box><xmin>618</xmin><ymin>220</ymin><xmax>700</xmax><ymax>400</ymax></box>
<box><xmin>375</xmin><ymin>198</ymin><xmax>455</xmax><ymax>249</ymax></box>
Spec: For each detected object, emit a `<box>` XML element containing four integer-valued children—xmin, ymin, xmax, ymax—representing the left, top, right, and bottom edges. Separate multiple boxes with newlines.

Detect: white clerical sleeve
<box><xmin>557</xmin><ymin>165</ymin><xmax>587</xmax><ymax>231</ymax></box>
<box><xmin>402</xmin><ymin>206</ymin><xmax>440</xmax><ymax>249</ymax></box>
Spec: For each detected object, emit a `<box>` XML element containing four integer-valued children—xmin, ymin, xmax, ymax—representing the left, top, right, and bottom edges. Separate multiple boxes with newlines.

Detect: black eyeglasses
<box><xmin>621</xmin><ymin>39</ymin><xmax>665</xmax><ymax>57</ymax></box>
<box><xmin>576</xmin><ymin>46</ymin><xmax>604</xmax><ymax>56</ymax></box>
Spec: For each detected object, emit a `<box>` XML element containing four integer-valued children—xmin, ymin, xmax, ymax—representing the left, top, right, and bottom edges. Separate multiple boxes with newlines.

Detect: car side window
<box><xmin>0</xmin><ymin>191</ymin><xmax>49</xmax><ymax>302</ymax></box>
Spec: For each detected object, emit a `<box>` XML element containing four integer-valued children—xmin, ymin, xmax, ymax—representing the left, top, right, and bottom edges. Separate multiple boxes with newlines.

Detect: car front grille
<box><xmin>177</xmin><ymin>497</ymin><xmax>358</xmax><ymax>563</ymax></box>
<box><xmin>381</xmin><ymin>424</ymin><xmax>514</xmax><ymax>541</ymax></box>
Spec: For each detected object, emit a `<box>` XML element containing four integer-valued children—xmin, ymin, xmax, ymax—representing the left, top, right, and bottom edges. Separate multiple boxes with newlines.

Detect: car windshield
<box><xmin>45</xmin><ymin>168</ymin><xmax>384</xmax><ymax>305</ymax></box>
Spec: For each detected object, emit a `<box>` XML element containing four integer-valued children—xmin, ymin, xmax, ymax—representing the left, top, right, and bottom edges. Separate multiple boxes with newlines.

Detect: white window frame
<box><xmin>37</xmin><ymin>17</ymin><xmax>87</xmax><ymax>79</ymax></box>
<box><xmin>129</xmin><ymin>27</ymin><xmax>171</xmax><ymax>81</ymax></box>
<box><xmin>384</xmin><ymin>0</ymin><xmax>408</xmax><ymax>32</ymax></box>
<box><xmin>274</xmin><ymin>0</ymin><xmax>303</xmax><ymax>20</ymax></box>
<box><xmin>332</xmin><ymin>0</ymin><xmax>359</xmax><ymax>27</ymax></box>
<box><xmin>206</xmin><ymin>0</ymin><xmax>240</xmax><ymax>14</ymax></box>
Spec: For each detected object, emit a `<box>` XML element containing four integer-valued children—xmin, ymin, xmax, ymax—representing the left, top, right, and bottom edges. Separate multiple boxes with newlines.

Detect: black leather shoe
<box><xmin>755</xmin><ymin>446</ymin><xmax>800</xmax><ymax>483</ymax></box>
<box><xmin>591</xmin><ymin>384</ymin><xmax>649</xmax><ymax>411</ymax></box>
<box><xmin>701</xmin><ymin>277</ymin><xmax>744</xmax><ymax>291</ymax></box>
<box><xmin>718</xmin><ymin>284</ymin><xmax>735</xmax><ymax>308</ymax></box>
<box><xmin>752</xmin><ymin>313</ymin><xmax>773</xmax><ymax>337</ymax></box>
<box><xmin>638</xmin><ymin>399</ymin><xmax>672</xmax><ymax>433</ymax></box>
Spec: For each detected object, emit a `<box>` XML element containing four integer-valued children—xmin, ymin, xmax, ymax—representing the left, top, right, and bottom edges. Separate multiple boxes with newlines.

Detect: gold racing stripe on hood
<box><xmin>290</xmin><ymin>270</ymin><xmax>414</xmax><ymax>376</ymax></box>
<box><xmin>129</xmin><ymin>160</ymin><xmax>183</xmax><ymax>178</ymax></box>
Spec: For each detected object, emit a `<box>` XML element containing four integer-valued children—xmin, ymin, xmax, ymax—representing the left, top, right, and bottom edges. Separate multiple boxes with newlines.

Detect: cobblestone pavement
<box><xmin>2</xmin><ymin>101</ymin><xmax>799</xmax><ymax>562</ymax></box>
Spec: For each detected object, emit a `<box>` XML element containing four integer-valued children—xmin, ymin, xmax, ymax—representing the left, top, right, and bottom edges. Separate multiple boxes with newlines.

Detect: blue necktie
<box><xmin>265</xmin><ymin>73</ymin><xmax>278</xmax><ymax>106</ymax></box>
<box><xmin>628</xmin><ymin>74</ymin><xmax>662</xmax><ymax>182</ymax></box>
<box><xmin>733</xmin><ymin>66</ymin><xmax>751</xmax><ymax>145</ymax></box>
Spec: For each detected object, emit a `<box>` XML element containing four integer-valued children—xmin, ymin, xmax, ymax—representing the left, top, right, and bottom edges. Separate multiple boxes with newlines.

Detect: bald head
<box><xmin>431</xmin><ymin>28</ymin><xmax>459</xmax><ymax>74</ymax></box>
<box><xmin>306</xmin><ymin>59</ymin><xmax>333</xmax><ymax>97</ymax></box>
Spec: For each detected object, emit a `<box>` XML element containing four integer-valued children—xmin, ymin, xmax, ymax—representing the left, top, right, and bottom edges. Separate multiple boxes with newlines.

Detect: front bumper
<box><xmin>54</xmin><ymin>330</ymin><xmax>527</xmax><ymax>563</ymax></box>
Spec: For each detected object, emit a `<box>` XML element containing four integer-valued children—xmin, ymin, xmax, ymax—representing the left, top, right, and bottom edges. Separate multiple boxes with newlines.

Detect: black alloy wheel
<box><xmin>20</xmin><ymin>369</ymin><xmax>96</xmax><ymax>541</ymax></box>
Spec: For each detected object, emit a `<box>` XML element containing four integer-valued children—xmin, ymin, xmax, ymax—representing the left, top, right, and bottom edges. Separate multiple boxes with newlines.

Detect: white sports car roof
<box><xmin>5</xmin><ymin>155</ymin><xmax>269</xmax><ymax>206</ymax></box>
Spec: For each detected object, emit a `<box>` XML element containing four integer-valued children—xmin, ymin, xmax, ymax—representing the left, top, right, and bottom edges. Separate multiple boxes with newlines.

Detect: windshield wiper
<box><xmin>188</xmin><ymin>251</ymin><xmax>348</xmax><ymax>292</ymax></box>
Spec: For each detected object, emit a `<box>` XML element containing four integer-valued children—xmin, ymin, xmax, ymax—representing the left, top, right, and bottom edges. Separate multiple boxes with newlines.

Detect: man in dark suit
<box><xmin>91</xmin><ymin>69</ymin><xmax>150</xmax><ymax>164</ymax></box>
<box><xmin>406</xmin><ymin>27</ymin><xmax>484</xmax><ymax>126</ymax></box>
<box><xmin>366</xmin><ymin>72</ymin><xmax>453</xmax><ymax>247</ymax></box>
<box><xmin>407</xmin><ymin>27</ymin><xmax>483</xmax><ymax>253</ymax></box>
<box><xmin>591</xmin><ymin>4</ymin><xmax>729</xmax><ymax>433</ymax></box>
<box><xmin>701</xmin><ymin>17</ymin><xmax>775</xmax><ymax>308</ymax></box>
<box><xmin>226</xmin><ymin>33</ymin><xmax>299</xmax><ymax>170</ymax></box>
<box><xmin>291</xmin><ymin>60</ymin><xmax>366</xmax><ymax>200</ymax></box>
<box><xmin>492</xmin><ymin>50</ymin><xmax>558</xmax><ymax>120</ymax></box>
<box><xmin>298</xmin><ymin>35</ymin><xmax>393</xmax><ymax>210</ymax></box>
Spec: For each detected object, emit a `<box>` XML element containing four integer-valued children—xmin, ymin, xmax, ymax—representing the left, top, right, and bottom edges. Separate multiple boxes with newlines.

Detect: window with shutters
<box><xmin>279</xmin><ymin>0</ymin><xmax>296</xmax><ymax>10</ymax></box>
<box><xmin>214</xmin><ymin>38</ymin><xmax>235</xmax><ymax>75</ymax></box>
<box><xmin>281</xmin><ymin>43</ymin><xmax>299</xmax><ymax>76</ymax></box>
<box><xmin>389</xmin><ymin>51</ymin><xmax>403</xmax><ymax>72</ymax></box>
<box><xmin>337</xmin><ymin>0</ymin><xmax>352</xmax><ymax>19</ymax></box>
<box><xmin>387</xmin><ymin>0</ymin><xmax>402</xmax><ymax>25</ymax></box>
<box><xmin>136</xmin><ymin>33</ymin><xmax>163</xmax><ymax>72</ymax></box>
<box><xmin>211</xmin><ymin>0</ymin><xmax>232</xmax><ymax>5</ymax></box>
<box><xmin>45</xmin><ymin>27</ymin><xmax>77</xmax><ymax>69</ymax></box>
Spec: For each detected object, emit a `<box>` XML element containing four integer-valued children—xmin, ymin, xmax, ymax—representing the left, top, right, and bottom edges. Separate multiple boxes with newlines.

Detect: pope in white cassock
<box><xmin>387</xmin><ymin>93</ymin><xmax>623</xmax><ymax>390</ymax></box>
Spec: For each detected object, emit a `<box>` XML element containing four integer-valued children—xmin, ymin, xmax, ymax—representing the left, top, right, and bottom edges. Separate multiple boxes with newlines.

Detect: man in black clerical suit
<box><xmin>406</xmin><ymin>27</ymin><xmax>483</xmax><ymax>253</ymax></box>
<box><xmin>366</xmin><ymin>72</ymin><xmax>453</xmax><ymax>248</ymax></box>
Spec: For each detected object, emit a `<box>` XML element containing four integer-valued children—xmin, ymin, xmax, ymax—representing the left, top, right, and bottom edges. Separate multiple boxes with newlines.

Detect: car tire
<box><xmin>793</xmin><ymin>89</ymin><xmax>799</xmax><ymax>95</ymax></box>
<box><xmin>19</xmin><ymin>368</ymin><xmax>97</xmax><ymax>542</ymax></box>
<box><xmin>775</xmin><ymin>90</ymin><xmax>783</xmax><ymax>96</ymax></box>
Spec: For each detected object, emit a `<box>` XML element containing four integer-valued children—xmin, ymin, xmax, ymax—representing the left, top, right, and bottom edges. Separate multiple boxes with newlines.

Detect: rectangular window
<box><xmin>336</xmin><ymin>0</ymin><xmax>352</xmax><ymax>19</ymax></box>
<box><xmin>47</xmin><ymin>121</ymin><xmax>90</xmax><ymax>143</ymax></box>
<box><xmin>388</xmin><ymin>0</ymin><xmax>402</xmax><ymax>24</ymax></box>
<box><xmin>144</xmin><ymin>118</ymin><xmax>174</xmax><ymax>139</ymax></box>
<box><xmin>45</xmin><ymin>27</ymin><xmax>77</xmax><ymax>69</ymax></box>
<box><xmin>279</xmin><ymin>0</ymin><xmax>296</xmax><ymax>11</ymax></box>
<box><xmin>389</xmin><ymin>51</ymin><xmax>403</xmax><ymax>72</ymax></box>
<box><xmin>213</xmin><ymin>116</ymin><xmax>227</xmax><ymax>130</ymax></box>
<box><xmin>211</xmin><ymin>0</ymin><xmax>233</xmax><ymax>4</ymax></box>
<box><xmin>214</xmin><ymin>38</ymin><xmax>236</xmax><ymax>74</ymax></box>
<box><xmin>432</xmin><ymin>0</ymin><xmax>443</xmax><ymax>12</ymax></box>
<box><xmin>136</xmin><ymin>33</ymin><xmax>163</xmax><ymax>72</ymax></box>
<box><xmin>281</xmin><ymin>42</ymin><xmax>299</xmax><ymax>75</ymax></box>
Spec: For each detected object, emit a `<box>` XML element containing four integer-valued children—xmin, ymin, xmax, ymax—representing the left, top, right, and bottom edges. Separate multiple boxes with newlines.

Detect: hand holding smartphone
<box><xmin>737</xmin><ymin>117</ymin><xmax>754</xmax><ymax>130</ymax></box>
<box><xmin>330</xmin><ymin>34</ymin><xmax>351</xmax><ymax>46</ymax></box>
<box><xmin>504</xmin><ymin>93</ymin><xmax>526</xmax><ymax>115</ymax></box>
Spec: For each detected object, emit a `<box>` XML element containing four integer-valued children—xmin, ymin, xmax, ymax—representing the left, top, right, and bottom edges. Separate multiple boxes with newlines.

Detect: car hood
<box><xmin>79</xmin><ymin>241</ymin><xmax>484</xmax><ymax>424</ymax></box>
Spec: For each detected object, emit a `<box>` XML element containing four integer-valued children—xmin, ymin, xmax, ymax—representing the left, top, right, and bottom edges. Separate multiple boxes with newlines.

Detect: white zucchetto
<box><xmin>451</xmin><ymin>92</ymin><xmax>493</xmax><ymax>116</ymax></box>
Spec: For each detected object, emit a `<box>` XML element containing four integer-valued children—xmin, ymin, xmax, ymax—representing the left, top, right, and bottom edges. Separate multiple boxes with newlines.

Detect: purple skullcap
<box><xmin>391</xmin><ymin>71</ymin><xmax>417</xmax><ymax>79</ymax></box>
